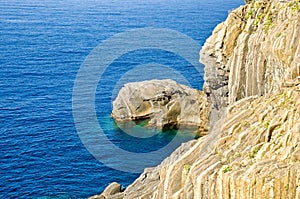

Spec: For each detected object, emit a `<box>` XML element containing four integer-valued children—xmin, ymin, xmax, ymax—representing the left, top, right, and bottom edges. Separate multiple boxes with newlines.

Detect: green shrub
<box><xmin>264</xmin><ymin>15</ymin><xmax>273</xmax><ymax>33</ymax></box>
<box><xmin>184</xmin><ymin>164</ymin><xmax>191</xmax><ymax>172</ymax></box>
<box><xmin>289</xmin><ymin>1</ymin><xmax>299</xmax><ymax>13</ymax></box>
<box><xmin>249</xmin><ymin>146</ymin><xmax>261</xmax><ymax>158</ymax></box>
<box><xmin>223</xmin><ymin>166</ymin><xmax>232</xmax><ymax>173</ymax></box>
<box><xmin>254</xmin><ymin>13</ymin><xmax>263</xmax><ymax>27</ymax></box>
<box><xmin>246</xmin><ymin>9</ymin><xmax>254</xmax><ymax>19</ymax></box>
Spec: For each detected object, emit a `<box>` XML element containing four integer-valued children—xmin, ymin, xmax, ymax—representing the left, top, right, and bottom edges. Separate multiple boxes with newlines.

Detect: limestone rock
<box><xmin>200</xmin><ymin>0</ymin><xmax>300</xmax><ymax>122</ymax></box>
<box><xmin>112</xmin><ymin>79</ymin><xmax>210</xmax><ymax>132</ymax></box>
<box><xmin>90</xmin><ymin>0</ymin><xmax>300</xmax><ymax>198</ymax></box>
<box><xmin>88</xmin><ymin>195</ymin><xmax>105</xmax><ymax>199</ymax></box>
<box><xmin>104</xmin><ymin>85</ymin><xmax>300</xmax><ymax>199</ymax></box>
<box><xmin>89</xmin><ymin>182</ymin><xmax>123</xmax><ymax>199</ymax></box>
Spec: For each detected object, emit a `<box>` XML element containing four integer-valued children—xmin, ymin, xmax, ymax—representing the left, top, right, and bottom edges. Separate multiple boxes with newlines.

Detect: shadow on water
<box><xmin>100</xmin><ymin>114</ymin><xmax>200</xmax><ymax>154</ymax></box>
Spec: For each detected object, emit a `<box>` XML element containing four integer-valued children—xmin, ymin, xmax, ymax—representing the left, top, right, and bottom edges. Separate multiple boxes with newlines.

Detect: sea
<box><xmin>0</xmin><ymin>0</ymin><xmax>244</xmax><ymax>198</ymax></box>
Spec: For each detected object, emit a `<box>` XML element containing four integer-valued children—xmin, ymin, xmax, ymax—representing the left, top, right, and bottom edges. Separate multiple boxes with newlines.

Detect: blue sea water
<box><xmin>0</xmin><ymin>0</ymin><xmax>244</xmax><ymax>198</ymax></box>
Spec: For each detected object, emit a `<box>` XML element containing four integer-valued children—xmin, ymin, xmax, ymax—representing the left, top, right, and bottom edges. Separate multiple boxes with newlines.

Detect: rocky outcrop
<box><xmin>91</xmin><ymin>0</ymin><xmax>300</xmax><ymax>198</ymax></box>
<box><xmin>112</xmin><ymin>79</ymin><xmax>210</xmax><ymax>132</ymax></box>
<box><xmin>98</xmin><ymin>82</ymin><xmax>300</xmax><ymax>199</ymax></box>
<box><xmin>90</xmin><ymin>182</ymin><xmax>123</xmax><ymax>199</ymax></box>
<box><xmin>201</xmin><ymin>0</ymin><xmax>299</xmax><ymax>123</ymax></box>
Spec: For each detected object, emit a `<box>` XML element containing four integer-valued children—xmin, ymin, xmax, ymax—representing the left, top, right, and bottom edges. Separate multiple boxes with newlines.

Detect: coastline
<box><xmin>91</xmin><ymin>0</ymin><xmax>300</xmax><ymax>198</ymax></box>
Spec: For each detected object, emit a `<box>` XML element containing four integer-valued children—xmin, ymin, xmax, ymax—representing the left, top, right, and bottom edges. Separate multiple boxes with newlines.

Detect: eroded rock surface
<box><xmin>99</xmin><ymin>83</ymin><xmax>300</xmax><ymax>199</ymax></box>
<box><xmin>89</xmin><ymin>182</ymin><xmax>122</xmax><ymax>199</ymax></box>
<box><xmin>112</xmin><ymin>79</ymin><xmax>210</xmax><ymax>132</ymax></box>
<box><xmin>201</xmin><ymin>0</ymin><xmax>299</xmax><ymax>123</ymax></box>
<box><xmin>91</xmin><ymin>0</ymin><xmax>300</xmax><ymax>198</ymax></box>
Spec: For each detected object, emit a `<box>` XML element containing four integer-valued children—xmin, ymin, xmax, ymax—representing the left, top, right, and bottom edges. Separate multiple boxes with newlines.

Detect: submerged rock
<box><xmin>111</xmin><ymin>79</ymin><xmax>210</xmax><ymax>132</ymax></box>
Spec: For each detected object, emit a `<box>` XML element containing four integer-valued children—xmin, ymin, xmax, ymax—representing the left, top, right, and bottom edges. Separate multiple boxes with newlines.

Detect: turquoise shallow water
<box><xmin>0</xmin><ymin>0</ymin><xmax>244</xmax><ymax>198</ymax></box>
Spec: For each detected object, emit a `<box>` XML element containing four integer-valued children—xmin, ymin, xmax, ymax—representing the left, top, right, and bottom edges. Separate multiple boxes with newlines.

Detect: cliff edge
<box><xmin>90</xmin><ymin>0</ymin><xmax>299</xmax><ymax>198</ymax></box>
<box><xmin>201</xmin><ymin>0</ymin><xmax>299</xmax><ymax>123</ymax></box>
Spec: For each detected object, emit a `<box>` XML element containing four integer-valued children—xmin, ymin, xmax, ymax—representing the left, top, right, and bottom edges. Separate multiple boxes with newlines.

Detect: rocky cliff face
<box><xmin>201</xmin><ymin>0</ymin><xmax>299</xmax><ymax>123</ymax></box>
<box><xmin>90</xmin><ymin>0</ymin><xmax>300</xmax><ymax>198</ymax></box>
<box><xmin>104</xmin><ymin>84</ymin><xmax>299</xmax><ymax>199</ymax></box>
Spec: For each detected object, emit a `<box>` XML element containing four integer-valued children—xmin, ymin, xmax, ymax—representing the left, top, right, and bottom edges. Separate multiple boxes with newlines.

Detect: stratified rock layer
<box><xmin>201</xmin><ymin>0</ymin><xmax>299</xmax><ymax>123</ymax></box>
<box><xmin>91</xmin><ymin>0</ymin><xmax>300</xmax><ymax>198</ymax></box>
<box><xmin>111</xmin><ymin>79</ymin><xmax>209</xmax><ymax>132</ymax></box>
<box><xmin>96</xmin><ymin>83</ymin><xmax>300</xmax><ymax>199</ymax></box>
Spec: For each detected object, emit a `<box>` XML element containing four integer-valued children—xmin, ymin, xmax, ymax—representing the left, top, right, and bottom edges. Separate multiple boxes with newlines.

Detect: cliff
<box><xmin>96</xmin><ymin>84</ymin><xmax>299</xmax><ymax>199</ymax></box>
<box><xmin>201</xmin><ymin>0</ymin><xmax>299</xmax><ymax>123</ymax></box>
<box><xmin>90</xmin><ymin>0</ymin><xmax>300</xmax><ymax>198</ymax></box>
